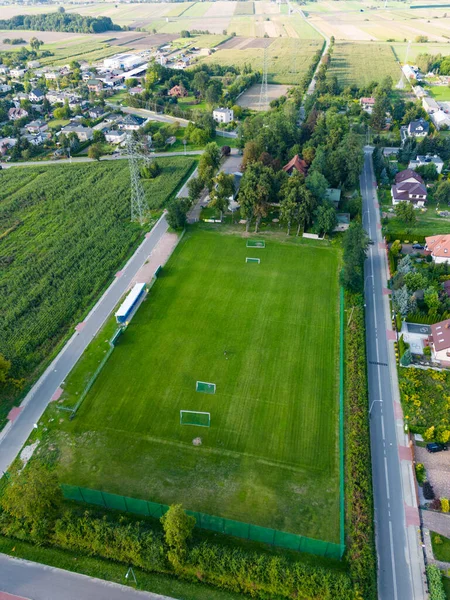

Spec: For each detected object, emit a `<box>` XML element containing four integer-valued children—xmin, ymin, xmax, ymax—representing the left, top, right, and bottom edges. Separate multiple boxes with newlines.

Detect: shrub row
<box><xmin>385</xmin><ymin>233</ymin><xmax>426</xmax><ymax>244</ymax></box>
<box><xmin>0</xmin><ymin>507</ymin><xmax>354</xmax><ymax>600</ymax></box>
<box><xmin>345</xmin><ymin>292</ymin><xmax>377</xmax><ymax>599</ymax></box>
<box><xmin>426</xmin><ymin>564</ymin><xmax>446</xmax><ymax>600</ymax></box>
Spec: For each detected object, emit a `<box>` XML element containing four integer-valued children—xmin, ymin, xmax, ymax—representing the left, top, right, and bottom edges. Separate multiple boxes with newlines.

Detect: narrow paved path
<box><xmin>0</xmin><ymin>214</ymin><xmax>169</xmax><ymax>474</ymax></box>
<box><xmin>0</xmin><ymin>554</ymin><xmax>175</xmax><ymax>600</ymax></box>
<box><xmin>422</xmin><ymin>510</ymin><xmax>450</xmax><ymax>538</ymax></box>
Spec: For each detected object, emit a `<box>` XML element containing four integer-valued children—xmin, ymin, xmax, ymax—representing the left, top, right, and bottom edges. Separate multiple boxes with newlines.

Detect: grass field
<box><xmin>52</xmin><ymin>227</ymin><xmax>341</xmax><ymax>543</ymax></box>
<box><xmin>202</xmin><ymin>38</ymin><xmax>323</xmax><ymax>84</ymax></box>
<box><xmin>0</xmin><ymin>157</ymin><xmax>195</xmax><ymax>428</ymax></box>
<box><xmin>428</xmin><ymin>86</ymin><xmax>450</xmax><ymax>102</ymax></box>
<box><xmin>328</xmin><ymin>42</ymin><xmax>401</xmax><ymax>87</ymax></box>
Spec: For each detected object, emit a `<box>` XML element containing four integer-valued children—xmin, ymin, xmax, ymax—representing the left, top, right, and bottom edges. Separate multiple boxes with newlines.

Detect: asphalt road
<box><xmin>0</xmin><ymin>554</ymin><xmax>174</xmax><ymax>600</ymax></box>
<box><xmin>0</xmin><ymin>214</ymin><xmax>169</xmax><ymax>474</ymax></box>
<box><xmin>361</xmin><ymin>148</ymin><xmax>426</xmax><ymax>599</ymax></box>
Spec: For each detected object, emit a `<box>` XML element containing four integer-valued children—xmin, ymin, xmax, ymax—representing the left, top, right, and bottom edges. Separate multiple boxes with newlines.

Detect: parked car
<box><xmin>412</xmin><ymin>243</ymin><xmax>424</xmax><ymax>250</ymax></box>
<box><xmin>426</xmin><ymin>443</ymin><xmax>448</xmax><ymax>453</ymax></box>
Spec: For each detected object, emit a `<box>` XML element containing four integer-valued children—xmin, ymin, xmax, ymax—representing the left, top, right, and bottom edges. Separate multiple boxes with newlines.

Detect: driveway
<box><xmin>415</xmin><ymin>445</ymin><xmax>450</xmax><ymax>500</ymax></box>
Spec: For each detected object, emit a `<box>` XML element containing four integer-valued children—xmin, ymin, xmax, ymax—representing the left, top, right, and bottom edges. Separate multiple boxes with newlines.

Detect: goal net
<box><xmin>196</xmin><ymin>381</ymin><xmax>216</xmax><ymax>394</ymax></box>
<box><xmin>180</xmin><ymin>410</ymin><xmax>211</xmax><ymax>427</ymax></box>
<box><xmin>246</xmin><ymin>257</ymin><xmax>260</xmax><ymax>264</ymax></box>
<box><xmin>246</xmin><ymin>240</ymin><xmax>265</xmax><ymax>248</ymax></box>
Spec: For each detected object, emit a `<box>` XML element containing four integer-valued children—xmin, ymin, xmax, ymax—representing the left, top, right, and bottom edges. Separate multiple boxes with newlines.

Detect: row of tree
<box><xmin>0</xmin><ymin>12</ymin><xmax>121</xmax><ymax>33</ymax></box>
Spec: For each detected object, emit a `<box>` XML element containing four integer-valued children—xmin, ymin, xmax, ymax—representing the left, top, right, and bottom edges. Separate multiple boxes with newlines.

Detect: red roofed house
<box><xmin>425</xmin><ymin>234</ymin><xmax>450</xmax><ymax>264</ymax></box>
<box><xmin>391</xmin><ymin>169</ymin><xmax>427</xmax><ymax>207</ymax></box>
<box><xmin>360</xmin><ymin>97</ymin><xmax>376</xmax><ymax>113</ymax></box>
<box><xmin>429</xmin><ymin>319</ymin><xmax>450</xmax><ymax>366</ymax></box>
<box><xmin>168</xmin><ymin>84</ymin><xmax>188</xmax><ymax>98</ymax></box>
<box><xmin>283</xmin><ymin>154</ymin><xmax>308</xmax><ymax>177</ymax></box>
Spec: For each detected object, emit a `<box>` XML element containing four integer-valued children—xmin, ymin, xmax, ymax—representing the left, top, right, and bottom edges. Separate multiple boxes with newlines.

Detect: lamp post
<box><xmin>369</xmin><ymin>399</ymin><xmax>382</xmax><ymax>416</ymax></box>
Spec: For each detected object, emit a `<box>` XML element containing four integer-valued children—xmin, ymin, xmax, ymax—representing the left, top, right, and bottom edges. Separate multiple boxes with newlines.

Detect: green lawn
<box><xmin>428</xmin><ymin>86</ymin><xmax>450</xmax><ymax>102</ymax></box>
<box><xmin>328</xmin><ymin>42</ymin><xmax>401</xmax><ymax>87</ymax></box>
<box><xmin>444</xmin><ymin>576</ymin><xmax>450</xmax><ymax>600</ymax></box>
<box><xmin>47</xmin><ymin>118</ymin><xmax>70</xmax><ymax>129</ymax></box>
<box><xmin>52</xmin><ymin>227</ymin><xmax>341</xmax><ymax>543</ymax></box>
<box><xmin>431</xmin><ymin>532</ymin><xmax>450</xmax><ymax>563</ymax></box>
<box><xmin>381</xmin><ymin>191</ymin><xmax>450</xmax><ymax>238</ymax></box>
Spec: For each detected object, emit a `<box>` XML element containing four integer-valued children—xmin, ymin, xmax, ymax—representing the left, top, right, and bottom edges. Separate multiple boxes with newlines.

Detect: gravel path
<box><xmin>415</xmin><ymin>446</ymin><xmax>450</xmax><ymax>500</ymax></box>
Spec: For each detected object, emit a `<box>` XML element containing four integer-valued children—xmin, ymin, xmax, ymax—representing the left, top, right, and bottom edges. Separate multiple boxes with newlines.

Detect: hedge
<box><xmin>384</xmin><ymin>233</ymin><xmax>426</xmax><ymax>244</ymax></box>
<box><xmin>426</xmin><ymin>564</ymin><xmax>446</xmax><ymax>600</ymax></box>
<box><xmin>344</xmin><ymin>292</ymin><xmax>377</xmax><ymax>599</ymax></box>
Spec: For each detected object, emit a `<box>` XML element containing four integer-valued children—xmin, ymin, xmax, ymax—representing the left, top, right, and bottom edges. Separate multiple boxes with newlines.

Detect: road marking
<box><xmin>389</xmin><ymin>521</ymin><xmax>399</xmax><ymax>600</ymax></box>
<box><xmin>381</xmin><ymin>415</ymin><xmax>386</xmax><ymax>441</ymax></box>
<box><xmin>384</xmin><ymin>457</ymin><xmax>390</xmax><ymax>500</ymax></box>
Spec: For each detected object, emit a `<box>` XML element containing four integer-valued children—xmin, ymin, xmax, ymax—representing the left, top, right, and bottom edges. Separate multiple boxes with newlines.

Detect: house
<box><xmin>408</xmin><ymin>154</ymin><xmax>444</xmax><ymax>174</ymax></box>
<box><xmin>23</xmin><ymin>132</ymin><xmax>46</xmax><ymax>146</ymax></box>
<box><xmin>165</xmin><ymin>135</ymin><xmax>176</xmax><ymax>146</ymax></box>
<box><xmin>8</xmin><ymin>107</ymin><xmax>28</xmax><ymax>121</ymax></box>
<box><xmin>88</xmin><ymin>107</ymin><xmax>105</xmax><ymax>119</ymax></box>
<box><xmin>59</xmin><ymin>125</ymin><xmax>93</xmax><ymax>142</ymax></box>
<box><xmin>168</xmin><ymin>85</ymin><xmax>188</xmax><ymax>98</ymax></box>
<box><xmin>407</xmin><ymin>118</ymin><xmax>429</xmax><ymax>138</ymax></box>
<box><xmin>105</xmin><ymin>130</ymin><xmax>126</xmax><ymax>144</ymax></box>
<box><xmin>27</xmin><ymin>60</ymin><xmax>40</xmax><ymax>69</ymax></box>
<box><xmin>0</xmin><ymin>137</ymin><xmax>17</xmax><ymax>155</ymax></box>
<box><xmin>0</xmin><ymin>84</ymin><xmax>11</xmax><ymax>94</ymax></box>
<box><xmin>282</xmin><ymin>154</ymin><xmax>308</xmax><ymax>177</ymax></box>
<box><xmin>44</xmin><ymin>71</ymin><xmax>59</xmax><ymax>81</ymax></box>
<box><xmin>213</xmin><ymin>107</ymin><xmax>234</xmax><ymax>124</ymax></box>
<box><xmin>87</xmin><ymin>79</ymin><xmax>103</xmax><ymax>93</ymax></box>
<box><xmin>325</xmin><ymin>188</ymin><xmax>341</xmax><ymax>208</ymax></box>
<box><xmin>334</xmin><ymin>213</ymin><xmax>350</xmax><ymax>232</ymax></box>
<box><xmin>0</xmin><ymin>66</ymin><xmax>9</xmax><ymax>75</ymax></box>
<box><xmin>117</xmin><ymin>115</ymin><xmax>144</xmax><ymax>131</ymax></box>
<box><xmin>29</xmin><ymin>88</ymin><xmax>45</xmax><ymax>103</ymax></box>
<box><xmin>359</xmin><ymin>97</ymin><xmax>376</xmax><ymax>113</ymax></box>
<box><xmin>425</xmin><ymin>235</ymin><xmax>450</xmax><ymax>264</ymax></box>
<box><xmin>402</xmin><ymin>64</ymin><xmax>419</xmax><ymax>80</ymax></box>
<box><xmin>429</xmin><ymin>319</ymin><xmax>450</xmax><ymax>366</ymax></box>
<box><xmin>422</xmin><ymin>97</ymin><xmax>440</xmax><ymax>114</ymax></box>
<box><xmin>25</xmin><ymin>120</ymin><xmax>48</xmax><ymax>134</ymax></box>
<box><xmin>104</xmin><ymin>113</ymin><xmax>122</xmax><ymax>124</ymax></box>
<box><xmin>413</xmin><ymin>86</ymin><xmax>427</xmax><ymax>98</ymax></box>
<box><xmin>431</xmin><ymin>109</ymin><xmax>450</xmax><ymax>130</ymax></box>
<box><xmin>128</xmin><ymin>86</ymin><xmax>143</xmax><ymax>96</ymax></box>
<box><xmin>10</xmin><ymin>68</ymin><xmax>27</xmax><ymax>78</ymax></box>
<box><xmin>391</xmin><ymin>169</ymin><xmax>427</xmax><ymax>207</ymax></box>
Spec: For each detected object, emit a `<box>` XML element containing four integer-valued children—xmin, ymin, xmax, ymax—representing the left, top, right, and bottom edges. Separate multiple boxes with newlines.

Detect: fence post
<box><xmin>78</xmin><ymin>487</ymin><xmax>86</xmax><ymax>502</ymax></box>
<box><xmin>123</xmin><ymin>496</ymin><xmax>129</xmax><ymax>512</ymax></box>
<box><xmin>100</xmin><ymin>491</ymin><xmax>107</xmax><ymax>508</ymax></box>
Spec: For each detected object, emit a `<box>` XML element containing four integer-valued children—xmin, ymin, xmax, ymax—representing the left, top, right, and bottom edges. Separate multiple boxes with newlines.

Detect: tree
<box><xmin>192</xmin><ymin>71</ymin><xmax>209</xmax><ymax>96</ymax></box>
<box><xmin>160</xmin><ymin>504</ymin><xmax>195</xmax><ymax>566</ymax></box>
<box><xmin>205</xmin><ymin>80</ymin><xmax>222</xmax><ymax>106</ymax></box>
<box><xmin>434</xmin><ymin>180</ymin><xmax>450</xmax><ymax>205</ymax></box>
<box><xmin>88</xmin><ymin>143</ymin><xmax>102</xmax><ymax>161</ymax></box>
<box><xmin>241</xmin><ymin>140</ymin><xmax>262</xmax><ymax>170</ymax></box>
<box><xmin>393</xmin><ymin>285</ymin><xmax>411</xmax><ymax>317</ymax></box>
<box><xmin>279</xmin><ymin>196</ymin><xmax>297</xmax><ymax>235</ymax></box>
<box><xmin>281</xmin><ymin>172</ymin><xmax>315</xmax><ymax>235</ymax></box>
<box><xmin>404</xmin><ymin>271</ymin><xmax>427</xmax><ymax>292</ymax></box>
<box><xmin>1</xmin><ymin>464</ymin><xmax>62</xmax><ymax>537</ymax></box>
<box><xmin>93</xmin><ymin>130</ymin><xmax>105</xmax><ymax>143</ymax></box>
<box><xmin>166</xmin><ymin>199</ymin><xmax>189</xmax><ymax>230</ymax></box>
<box><xmin>424</xmin><ymin>286</ymin><xmax>440</xmax><ymax>314</ymax></box>
<box><xmin>239</xmin><ymin>163</ymin><xmax>273</xmax><ymax>232</ymax></box>
<box><xmin>29</xmin><ymin>36</ymin><xmax>42</xmax><ymax>52</ymax></box>
<box><xmin>198</xmin><ymin>142</ymin><xmax>221</xmax><ymax>189</ymax></box>
<box><xmin>305</xmin><ymin>170</ymin><xmax>328</xmax><ymax>202</ymax></box>
<box><xmin>397</xmin><ymin>254</ymin><xmax>414</xmax><ymax>275</ymax></box>
<box><xmin>209</xmin><ymin>172</ymin><xmax>234</xmax><ymax>220</ymax></box>
<box><xmin>415</xmin><ymin>163</ymin><xmax>438</xmax><ymax>181</ymax></box>
<box><xmin>340</xmin><ymin>221</ymin><xmax>369</xmax><ymax>292</ymax></box>
<box><xmin>187</xmin><ymin>176</ymin><xmax>204</xmax><ymax>202</ymax></box>
<box><xmin>395</xmin><ymin>201</ymin><xmax>416</xmax><ymax>225</ymax></box>
<box><xmin>315</xmin><ymin>202</ymin><xmax>337</xmax><ymax>235</ymax></box>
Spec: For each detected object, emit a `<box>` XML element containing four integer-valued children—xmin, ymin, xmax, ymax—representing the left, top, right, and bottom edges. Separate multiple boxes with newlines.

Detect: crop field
<box><xmin>237</xmin><ymin>83</ymin><xmax>290</xmax><ymax>110</ymax></box>
<box><xmin>53</xmin><ymin>227</ymin><xmax>341</xmax><ymax>542</ymax></box>
<box><xmin>235</xmin><ymin>1</ymin><xmax>254</xmax><ymax>15</ymax></box>
<box><xmin>202</xmin><ymin>38</ymin><xmax>323</xmax><ymax>84</ymax></box>
<box><xmin>328</xmin><ymin>42</ymin><xmax>401</xmax><ymax>87</ymax></box>
<box><xmin>0</xmin><ymin>157</ymin><xmax>195</xmax><ymax>426</ymax></box>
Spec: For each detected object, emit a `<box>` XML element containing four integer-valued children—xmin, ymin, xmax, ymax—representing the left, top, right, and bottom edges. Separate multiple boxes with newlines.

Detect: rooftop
<box><xmin>426</xmin><ymin>234</ymin><xmax>450</xmax><ymax>258</ymax></box>
<box><xmin>431</xmin><ymin>319</ymin><xmax>450</xmax><ymax>352</ymax></box>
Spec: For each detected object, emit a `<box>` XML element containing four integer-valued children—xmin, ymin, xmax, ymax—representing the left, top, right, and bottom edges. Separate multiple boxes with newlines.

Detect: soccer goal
<box><xmin>246</xmin><ymin>257</ymin><xmax>260</xmax><ymax>264</ymax></box>
<box><xmin>180</xmin><ymin>410</ymin><xmax>211</xmax><ymax>427</ymax></box>
<box><xmin>246</xmin><ymin>240</ymin><xmax>265</xmax><ymax>248</ymax></box>
<box><xmin>196</xmin><ymin>381</ymin><xmax>216</xmax><ymax>394</ymax></box>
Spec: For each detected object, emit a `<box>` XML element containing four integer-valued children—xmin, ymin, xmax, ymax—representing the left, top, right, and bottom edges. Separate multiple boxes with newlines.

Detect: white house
<box><xmin>422</xmin><ymin>97</ymin><xmax>440</xmax><ymax>114</ymax></box>
<box><xmin>105</xmin><ymin>130</ymin><xmax>126</xmax><ymax>144</ymax></box>
<box><xmin>359</xmin><ymin>97</ymin><xmax>376</xmax><ymax>113</ymax></box>
<box><xmin>391</xmin><ymin>169</ymin><xmax>427</xmax><ymax>207</ymax></box>
<box><xmin>59</xmin><ymin>125</ymin><xmax>93</xmax><ymax>142</ymax></box>
<box><xmin>408</xmin><ymin>154</ymin><xmax>444</xmax><ymax>174</ymax></box>
<box><xmin>29</xmin><ymin>88</ymin><xmax>45</xmax><ymax>103</ymax></box>
<box><xmin>431</xmin><ymin>109</ymin><xmax>450</xmax><ymax>130</ymax></box>
<box><xmin>407</xmin><ymin>118</ymin><xmax>429</xmax><ymax>137</ymax></box>
<box><xmin>402</xmin><ymin>64</ymin><xmax>419</xmax><ymax>80</ymax></box>
<box><xmin>25</xmin><ymin>120</ymin><xmax>48</xmax><ymax>134</ymax></box>
<box><xmin>425</xmin><ymin>235</ymin><xmax>450</xmax><ymax>264</ymax></box>
<box><xmin>10</xmin><ymin>68</ymin><xmax>27</xmax><ymax>78</ymax></box>
<box><xmin>213</xmin><ymin>107</ymin><xmax>234</xmax><ymax>124</ymax></box>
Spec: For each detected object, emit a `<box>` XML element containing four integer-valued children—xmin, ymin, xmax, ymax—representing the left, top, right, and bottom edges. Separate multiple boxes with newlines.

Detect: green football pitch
<box><xmin>57</xmin><ymin>228</ymin><xmax>341</xmax><ymax>542</ymax></box>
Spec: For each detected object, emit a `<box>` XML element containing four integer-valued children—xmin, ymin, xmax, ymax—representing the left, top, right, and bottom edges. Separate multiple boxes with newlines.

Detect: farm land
<box><xmin>48</xmin><ymin>227</ymin><xmax>342</xmax><ymax>543</ymax></box>
<box><xmin>0</xmin><ymin>157</ymin><xmax>196</xmax><ymax>428</ymax></box>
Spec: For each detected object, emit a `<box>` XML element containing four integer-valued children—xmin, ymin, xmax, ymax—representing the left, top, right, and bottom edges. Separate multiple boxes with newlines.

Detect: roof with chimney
<box><xmin>431</xmin><ymin>319</ymin><xmax>450</xmax><ymax>352</ymax></box>
<box><xmin>395</xmin><ymin>169</ymin><xmax>424</xmax><ymax>184</ymax></box>
<box><xmin>282</xmin><ymin>154</ymin><xmax>308</xmax><ymax>177</ymax></box>
<box><xmin>425</xmin><ymin>234</ymin><xmax>450</xmax><ymax>258</ymax></box>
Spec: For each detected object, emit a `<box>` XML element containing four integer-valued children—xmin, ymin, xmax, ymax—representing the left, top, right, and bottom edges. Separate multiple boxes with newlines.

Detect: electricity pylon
<box><xmin>127</xmin><ymin>135</ymin><xmax>150</xmax><ymax>225</ymax></box>
<box><xmin>258</xmin><ymin>45</ymin><xmax>269</xmax><ymax>112</ymax></box>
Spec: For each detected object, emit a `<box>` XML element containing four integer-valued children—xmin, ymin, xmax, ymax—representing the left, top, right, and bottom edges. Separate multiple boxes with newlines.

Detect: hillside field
<box><xmin>0</xmin><ymin>157</ymin><xmax>195</xmax><ymax>427</ymax></box>
<box><xmin>51</xmin><ymin>227</ymin><xmax>342</xmax><ymax>543</ymax></box>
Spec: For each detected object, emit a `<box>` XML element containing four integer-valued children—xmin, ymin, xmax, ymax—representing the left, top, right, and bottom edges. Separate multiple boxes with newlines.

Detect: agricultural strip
<box><xmin>51</xmin><ymin>227</ymin><xmax>342</xmax><ymax>543</ymax></box>
<box><xmin>0</xmin><ymin>157</ymin><xmax>195</xmax><ymax>427</ymax></box>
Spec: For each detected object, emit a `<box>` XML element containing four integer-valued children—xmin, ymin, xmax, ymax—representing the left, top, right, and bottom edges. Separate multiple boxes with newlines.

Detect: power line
<box><xmin>258</xmin><ymin>45</ymin><xmax>269</xmax><ymax>112</ymax></box>
<box><xmin>127</xmin><ymin>134</ymin><xmax>150</xmax><ymax>225</ymax></box>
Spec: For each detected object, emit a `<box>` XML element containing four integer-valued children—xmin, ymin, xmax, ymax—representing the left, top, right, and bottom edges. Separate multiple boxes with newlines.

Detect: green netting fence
<box><xmin>61</xmin><ymin>484</ymin><xmax>344</xmax><ymax>559</ymax></box>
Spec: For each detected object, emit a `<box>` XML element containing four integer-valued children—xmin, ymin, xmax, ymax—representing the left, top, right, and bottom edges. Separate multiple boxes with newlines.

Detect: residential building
<box><xmin>117</xmin><ymin>115</ymin><xmax>144</xmax><ymax>131</ymax></box>
<box><xmin>334</xmin><ymin>213</ymin><xmax>350</xmax><ymax>232</ymax></box>
<box><xmin>27</xmin><ymin>60</ymin><xmax>40</xmax><ymax>69</ymax></box>
<box><xmin>168</xmin><ymin>84</ymin><xmax>188</xmax><ymax>98</ymax></box>
<box><xmin>359</xmin><ymin>97</ymin><xmax>376</xmax><ymax>113</ymax></box>
<box><xmin>105</xmin><ymin>130</ymin><xmax>126</xmax><ymax>144</ymax></box>
<box><xmin>87</xmin><ymin>79</ymin><xmax>103</xmax><ymax>93</ymax></box>
<box><xmin>165</xmin><ymin>135</ymin><xmax>176</xmax><ymax>146</ymax></box>
<box><xmin>0</xmin><ymin>66</ymin><xmax>9</xmax><ymax>75</ymax></box>
<box><xmin>10</xmin><ymin>68</ymin><xmax>27</xmax><ymax>78</ymax></box>
<box><xmin>59</xmin><ymin>125</ymin><xmax>93</xmax><ymax>142</ymax></box>
<box><xmin>8</xmin><ymin>107</ymin><xmax>28</xmax><ymax>121</ymax></box>
<box><xmin>0</xmin><ymin>84</ymin><xmax>11</xmax><ymax>93</ymax></box>
<box><xmin>23</xmin><ymin>132</ymin><xmax>46</xmax><ymax>146</ymax></box>
<box><xmin>425</xmin><ymin>235</ymin><xmax>450</xmax><ymax>264</ymax></box>
<box><xmin>88</xmin><ymin>107</ymin><xmax>105</xmax><ymax>119</ymax></box>
<box><xmin>413</xmin><ymin>86</ymin><xmax>427</xmax><ymax>98</ymax></box>
<box><xmin>402</xmin><ymin>64</ymin><xmax>419</xmax><ymax>80</ymax></box>
<box><xmin>44</xmin><ymin>71</ymin><xmax>59</xmax><ymax>81</ymax></box>
<box><xmin>213</xmin><ymin>107</ymin><xmax>234</xmax><ymax>124</ymax></box>
<box><xmin>407</xmin><ymin>118</ymin><xmax>429</xmax><ymax>137</ymax></box>
<box><xmin>25</xmin><ymin>120</ymin><xmax>48</xmax><ymax>134</ymax></box>
<box><xmin>422</xmin><ymin>97</ymin><xmax>440</xmax><ymax>114</ymax></box>
<box><xmin>429</xmin><ymin>319</ymin><xmax>450</xmax><ymax>366</ymax></box>
<box><xmin>129</xmin><ymin>86</ymin><xmax>143</xmax><ymax>96</ymax></box>
<box><xmin>0</xmin><ymin>137</ymin><xmax>17</xmax><ymax>155</ymax></box>
<box><xmin>408</xmin><ymin>154</ymin><xmax>444</xmax><ymax>174</ymax></box>
<box><xmin>391</xmin><ymin>169</ymin><xmax>427</xmax><ymax>207</ymax></box>
<box><xmin>29</xmin><ymin>88</ymin><xmax>45</xmax><ymax>103</ymax></box>
<box><xmin>282</xmin><ymin>154</ymin><xmax>308</xmax><ymax>177</ymax></box>
<box><xmin>431</xmin><ymin>109</ymin><xmax>450</xmax><ymax>130</ymax></box>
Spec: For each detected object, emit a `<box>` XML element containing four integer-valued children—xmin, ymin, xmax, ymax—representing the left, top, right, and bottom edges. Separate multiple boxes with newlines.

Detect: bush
<box><xmin>221</xmin><ymin>145</ymin><xmax>231</xmax><ymax>156</ymax></box>
<box><xmin>423</xmin><ymin>481</ymin><xmax>435</xmax><ymax>500</ymax></box>
<box><xmin>441</xmin><ymin>498</ymin><xmax>450</xmax><ymax>513</ymax></box>
<box><xmin>434</xmin><ymin>534</ymin><xmax>443</xmax><ymax>545</ymax></box>
<box><xmin>426</xmin><ymin>564</ymin><xmax>446</xmax><ymax>600</ymax></box>
<box><xmin>415</xmin><ymin>463</ymin><xmax>426</xmax><ymax>486</ymax></box>
<box><xmin>430</xmin><ymin>498</ymin><xmax>442</xmax><ymax>511</ymax></box>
